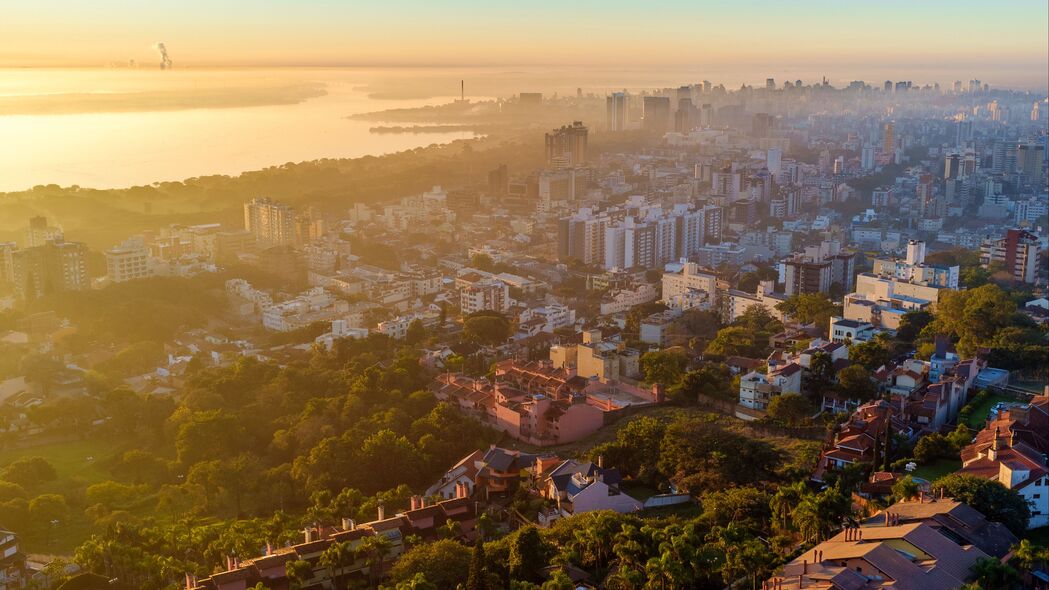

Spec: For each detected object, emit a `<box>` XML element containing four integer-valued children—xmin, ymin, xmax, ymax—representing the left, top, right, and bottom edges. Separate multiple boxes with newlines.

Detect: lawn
<box><xmin>0</xmin><ymin>436</ymin><xmax>130</xmax><ymax>486</ymax></box>
<box><xmin>909</xmin><ymin>458</ymin><xmax>961</xmax><ymax>484</ymax></box>
<box><xmin>963</xmin><ymin>393</ymin><xmax>1012</xmax><ymax>430</ymax></box>
<box><xmin>0</xmin><ymin>435</ymin><xmax>136</xmax><ymax>555</ymax></box>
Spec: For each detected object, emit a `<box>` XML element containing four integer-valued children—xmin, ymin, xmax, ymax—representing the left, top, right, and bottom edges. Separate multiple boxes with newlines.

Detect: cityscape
<box><xmin>0</xmin><ymin>2</ymin><xmax>1047</xmax><ymax>590</ymax></box>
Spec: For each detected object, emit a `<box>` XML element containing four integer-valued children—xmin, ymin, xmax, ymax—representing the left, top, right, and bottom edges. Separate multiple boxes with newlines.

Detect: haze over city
<box><xmin>0</xmin><ymin>2</ymin><xmax>1047</xmax><ymax>590</ymax></box>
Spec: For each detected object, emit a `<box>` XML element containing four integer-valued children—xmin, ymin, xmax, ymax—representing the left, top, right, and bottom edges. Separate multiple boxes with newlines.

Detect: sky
<box><xmin>3</xmin><ymin>0</ymin><xmax>1048</xmax><ymax>80</ymax></box>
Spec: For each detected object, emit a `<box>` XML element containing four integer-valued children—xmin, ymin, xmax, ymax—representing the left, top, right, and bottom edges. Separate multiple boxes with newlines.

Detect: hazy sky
<box><xmin>5</xmin><ymin>1</ymin><xmax>1048</xmax><ymax>75</ymax></box>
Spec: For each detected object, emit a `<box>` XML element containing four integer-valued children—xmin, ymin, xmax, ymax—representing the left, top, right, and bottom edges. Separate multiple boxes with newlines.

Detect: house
<box><xmin>433</xmin><ymin>360</ymin><xmax>663</xmax><ymax>446</ymax></box>
<box><xmin>767</xmin><ymin>520</ymin><xmax>988</xmax><ymax>590</ymax></box>
<box><xmin>424</xmin><ymin>449</ymin><xmax>485</xmax><ymax>500</ymax></box>
<box><xmin>860</xmin><ymin>497</ymin><xmax>1018</xmax><ymax>559</ymax></box>
<box><xmin>957</xmin><ymin>394</ymin><xmax>1049</xmax><ymax>529</ymax></box>
<box><xmin>0</xmin><ymin>528</ymin><xmax>26</xmax><ymax>590</ymax></box>
<box><xmin>193</xmin><ymin>495</ymin><xmax>477</xmax><ymax>590</ymax></box>
<box><xmin>813</xmin><ymin>400</ymin><xmax>906</xmax><ymax>482</ymax></box>
<box><xmin>536</xmin><ymin>459</ymin><xmax>643</xmax><ymax>526</ymax></box>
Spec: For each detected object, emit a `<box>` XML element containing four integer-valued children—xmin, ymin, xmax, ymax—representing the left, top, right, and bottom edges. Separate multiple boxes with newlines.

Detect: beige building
<box><xmin>550</xmin><ymin>329</ymin><xmax>640</xmax><ymax>383</ymax></box>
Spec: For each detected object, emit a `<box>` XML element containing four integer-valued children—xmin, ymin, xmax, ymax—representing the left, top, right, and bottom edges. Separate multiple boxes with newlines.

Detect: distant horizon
<box><xmin>2</xmin><ymin>64</ymin><xmax>1047</xmax><ymax>93</ymax></box>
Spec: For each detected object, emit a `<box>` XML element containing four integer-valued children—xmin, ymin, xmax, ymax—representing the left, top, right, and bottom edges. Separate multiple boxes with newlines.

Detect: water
<box><xmin>0</xmin><ymin>68</ymin><xmax>481</xmax><ymax>192</ymax></box>
<box><xmin>1</xmin><ymin>65</ymin><xmax>1044</xmax><ymax>192</ymax></box>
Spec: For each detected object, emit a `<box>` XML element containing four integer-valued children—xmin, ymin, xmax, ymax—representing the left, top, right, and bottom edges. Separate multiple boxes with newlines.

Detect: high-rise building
<box><xmin>981</xmin><ymin>229</ymin><xmax>1043</xmax><ymax>284</ymax></box>
<box><xmin>105</xmin><ymin>238</ymin><xmax>151</xmax><ymax>283</ymax></box>
<box><xmin>860</xmin><ymin>146</ymin><xmax>875</xmax><ymax>171</ymax></box>
<box><xmin>991</xmin><ymin>140</ymin><xmax>1018</xmax><ymax>175</ymax></box>
<box><xmin>1017</xmin><ymin>144</ymin><xmax>1045</xmax><ymax>188</ymax></box>
<box><xmin>642</xmin><ymin>96</ymin><xmax>671</xmax><ymax>134</ymax></box>
<box><xmin>244</xmin><ymin>197</ymin><xmax>297</xmax><ymax>247</ymax></box>
<box><xmin>752</xmin><ymin>113</ymin><xmax>775</xmax><ymax>138</ymax></box>
<box><xmin>955</xmin><ymin>119</ymin><xmax>973</xmax><ymax>147</ymax></box>
<box><xmin>944</xmin><ymin>153</ymin><xmax>961</xmax><ymax>179</ymax></box>
<box><xmin>605</xmin><ymin>92</ymin><xmax>628</xmax><ymax>132</ymax></box>
<box><xmin>25</xmin><ymin>216</ymin><xmax>63</xmax><ymax>247</ymax></box>
<box><xmin>766</xmin><ymin>147</ymin><xmax>782</xmax><ymax>176</ymax></box>
<box><xmin>10</xmin><ymin>239</ymin><xmax>88</xmax><ymax>300</ymax></box>
<box><xmin>544</xmin><ymin>121</ymin><xmax>588</xmax><ymax>168</ymax></box>
<box><xmin>0</xmin><ymin>242</ymin><xmax>15</xmax><ymax>285</ymax></box>
<box><xmin>487</xmin><ymin>164</ymin><xmax>509</xmax><ymax>195</ymax></box>
<box><xmin>882</xmin><ymin>122</ymin><xmax>895</xmax><ymax>155</ymax></box>
<box><xmin>781</xmin><ymin>240</ymin><xmax>856</xmax><ymax>296</ymax></box>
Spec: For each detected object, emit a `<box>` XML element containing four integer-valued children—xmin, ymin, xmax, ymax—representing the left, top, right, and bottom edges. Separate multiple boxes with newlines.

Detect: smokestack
<box><xmin>153</xmin><ymin>42</ymin><xmax>172</xmax><ymax>69</ymax></box>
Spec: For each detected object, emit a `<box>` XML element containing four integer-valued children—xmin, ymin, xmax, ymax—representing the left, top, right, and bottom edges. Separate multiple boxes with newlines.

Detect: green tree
<box><xmin>405</xmin><ymin>319</ymin><xmax>427</xmax><ymax>345</ymax></box>
<box><xmin>29</xmin><ymin>494</ymin><xmax>69</xmax><ymax>532</ymax></box>
<box><xmin>463</xmin><ymin>315</ymin><xmax>511</xmax><ymax>346</ymax></box>
<box><xmin>969</xmin><ymin>556</ymin><xmax>1021</xmax><ymax>590</ymax></box>
<box><xmin>891</xmin><ymin>475</ymin><xmax>921</xmax><ymax>502</ymax></box>
<box><xmin>1</xmin><ymin>456</ymin><xmax>58</xmax><ymax>490</ymax></box>
<box><xmin>465</xmin><ymin>540</ymin><xmax>488</xmax><ymax>590</ymax></box>
<box><xmin>319</xmin><ymin>541</ymin><xmax>355</xmax><ymax>590</ymax></box>
<box><xmin>767</xmin><ymin>394</ymin><xmax>814</xmax><ymax>426</ymax></box>
<box><xmin>286</xmin><ymin>559</ymin><xmax>313</xmax><ymax>590</ymax></box>
<box><xmin>836</xmin><ymin>364</ymin><xmax>878</xmax><ymax>401</ymax></box>
<box><xmin>509</xmin><ymin>526</ymin><xmax>548</xmax><ymax>583</ymax></box>
<box><xmin>848</xmin><ymin>336</ymin><xmax>893</xmax><ymax>371</ymax></box>
<box><xmin>388</xmin><ymin>539</ymin><xmax>471</xmax><ymax>588</ymax></box>
<box><xmin>639</xmin><ymin>349</ymin><xmax>689</xmax><ymax>386</ymax></box>
<box><xmin>776</xmin><ymin>294</ymin><xmax>840</xmax><ymax>335</ymax></box>
<box><xmin>670</xmin><ymin>364</ymin><xmax>735</xmax><ymax>403</ymax></box>
<box><xmin>932</xmin><ymin>474</ymin><xmax>1031</xmax><ymax>534</ymax></box>
<box><xmin>705</xmin><ymin>326</ymin><xmax>755</xmax><ymax>358</ymax></box>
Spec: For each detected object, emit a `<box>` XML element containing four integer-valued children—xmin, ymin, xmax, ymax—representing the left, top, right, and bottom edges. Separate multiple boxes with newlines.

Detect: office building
<box><xmin>882</xmin><ymin>122</ymin><xmax>894</xmax><ymax>154</ymax></box>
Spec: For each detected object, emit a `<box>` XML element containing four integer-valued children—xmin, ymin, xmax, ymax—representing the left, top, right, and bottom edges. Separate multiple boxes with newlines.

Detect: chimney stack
<box><xmin>304</xmin><ymin>527</ymin><xmax>314</xmax><ymax>543</ymax></box>
<box><xmin>342</xmin><ymin>517</ymin><xmax>355</xmax><ymax>531</ymax></box>
<box><xmin>377</xmin><ymin>503</ymin><xmax>386</xmax><ymax>521</ymax></box>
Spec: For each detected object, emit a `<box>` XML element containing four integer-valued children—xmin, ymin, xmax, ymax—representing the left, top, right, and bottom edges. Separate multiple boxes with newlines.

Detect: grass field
<box><xmin>0</xmin><ymin>435</ymin><xmax>136</xmax><ymax>555</ymax></box>
<box><xmin>0</xmin><ymin>436</ymin><xmax>129</xmax><ymax>486</ymax></box>
<box><xmin>910</xmin><ymin>458</ymin><xmax>961</xmax><ymax>483</ymax></box>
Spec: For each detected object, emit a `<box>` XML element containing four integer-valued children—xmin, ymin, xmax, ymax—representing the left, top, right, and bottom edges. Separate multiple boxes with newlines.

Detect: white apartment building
<box><xmin>105</xmin><ymin>238</ymin><xmax>151</xmax><ymax>283</ymax></box>
<box><xmin>460</xmin><ymin>278</ymin><xmax>511</xmax><ymax>315</ymax></box>
<box><xmin>598</xmin><ymin>283</ymin><xmax>658</xmax><ymax>315</ymax></box>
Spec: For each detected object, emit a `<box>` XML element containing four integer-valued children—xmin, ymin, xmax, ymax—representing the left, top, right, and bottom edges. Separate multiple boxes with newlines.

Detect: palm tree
<box><xmin>770</xmin><ymin>481</ymin><xmax>808</xmax><ymax>532</ymax></box>
<box><xmin>438</xmin><ymin>518</ymin><xmax>462</xmax><ymax>539</ymax></box>
<box><xmin>356</xmin><ymin>534</ymin><xmax>393</xmax><ymax>586</ymax></box>
<box><xmin>285</xmin><ymin>559</ymin><xmax>313</xmax><ymax>590</ymax></box>
<box><xmin>319</xmin><ymin>541</ymin><xmax>355</xmax><ymax>589</ymax></box>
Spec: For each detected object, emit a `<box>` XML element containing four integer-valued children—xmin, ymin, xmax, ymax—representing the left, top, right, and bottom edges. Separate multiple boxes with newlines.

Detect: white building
<box><xmin>460</xmin><ymin>278</ymin><xmax>511</xmax><ymax>315</ymax></box>
<box><xmin>105</xmin><ymin>238</ymin><xmax>151</xmax><ymax>283</ymax></box>
<box><xmin>598</xmin><ymin>283</ymin><xmax>658</xmax><ymax>315</ymax></box>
